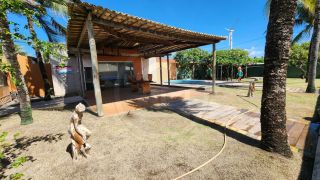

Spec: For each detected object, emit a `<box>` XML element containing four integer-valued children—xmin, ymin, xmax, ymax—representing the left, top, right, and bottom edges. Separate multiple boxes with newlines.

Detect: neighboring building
<box><xmin>142</xmin><ymin>57</ymin><xmax>177</xmax><ymax>84</ymax></box>
<box><xmin>0</xmin><ymin>55</ymin><xmax>53</xmax><ymax>105</ymax></box>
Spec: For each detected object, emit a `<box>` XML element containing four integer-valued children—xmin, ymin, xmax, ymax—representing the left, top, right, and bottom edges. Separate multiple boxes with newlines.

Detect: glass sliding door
<box><xmin>98</xmin><ymin>62</ymin><xmax>134</xmax><ymax>88</ymax></box>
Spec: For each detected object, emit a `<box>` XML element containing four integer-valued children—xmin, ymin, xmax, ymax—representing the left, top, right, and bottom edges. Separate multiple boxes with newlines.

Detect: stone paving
<box><xmin>166</xmin><ymin>99</ymin><xmax>310</xmax><ymax>150</ymax></box>
<box><xmin>0</xmin><ymin>96</ymin><xmax>84</xmax><ymax>117</ymax></box>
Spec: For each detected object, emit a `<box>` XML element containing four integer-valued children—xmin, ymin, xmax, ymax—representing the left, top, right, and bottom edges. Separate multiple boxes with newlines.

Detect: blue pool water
<box><xmin>168</xmin><ymin>79</ymin><xmax>212</xmax><ymax>85</ymax></box>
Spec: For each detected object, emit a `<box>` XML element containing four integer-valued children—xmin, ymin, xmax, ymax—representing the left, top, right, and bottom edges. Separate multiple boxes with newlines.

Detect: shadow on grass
<box><xmin>0</xmin><ymin>133</ymin><xmax>64</xmax><ymax>179</ymax></box>
<box><xmin>136</xmin><ymin>95</ymin><xmax>316</xmax><ymax>179</ymax></box>
<box><xmin>138</xmin><ymin>97</ymin><xmax>261</xmax><ymax>149</ymax></box>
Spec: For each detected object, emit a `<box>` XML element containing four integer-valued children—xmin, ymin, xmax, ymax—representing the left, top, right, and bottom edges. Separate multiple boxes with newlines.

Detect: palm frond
<box><xmin>37</xmin><ymin>16</ymin><xmax>64</xmax><ymax>42</ymax></box>
<box><xmin>36</xmin><ymin>0</ymin><xmax>68</xmax><ymax>18</ymax></box>
<box><xmin>301</xmin><ymin>0</ymin><xmax>316</xmax><ymax>16</ymax></box>
<box><xmin>264</xmin><ymin>0</ymin><xmax>272</xmax><ymax>17</ymax></box>
<box><xmin>292</xmin><ymin>24</ymin><xmax>313</xmax><ymax>44</ymax></box>
<box><xmin>50</xmin><ymin>18</ymin><xmax>67</xmax><ymax>35</ymax></box>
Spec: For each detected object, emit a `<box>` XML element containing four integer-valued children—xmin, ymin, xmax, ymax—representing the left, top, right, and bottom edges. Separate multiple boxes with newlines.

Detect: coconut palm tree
<box><xmin>0</xmin><ymin>3</ymin><xmax>33</xmax><ymax>125</ymax></box>
<box><xmin>261</xmin><ymin>0</ymin><xmax>297</xmax><ymax>157</ymax></box>
<box><xmin>266</xmin><ymin>0</ymin><xmax>315</xmax><ymax>83</ymax></box>
<box><xmin>266</xmin><ymin>0</ymin><xmax>314</xmax><ymax>43</ymax></box>
<box><xmin>25</xmin><ymin>0</ymin><xmax>68</xmax><ymax>100</ymax></box>
<box><xmin>307</xmin><ymin>0</ymin><xmax>320</xmax><ymax>93</ymax></box>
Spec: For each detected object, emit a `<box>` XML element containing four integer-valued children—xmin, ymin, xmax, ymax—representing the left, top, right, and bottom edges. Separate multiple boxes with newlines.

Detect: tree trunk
<box><xmin>260</xmin><ymin>0</ymin><xmax>297</xmax><ymax>157</ymax></box>
<box><xmin>192</xmin><ymin>61</ymin><xmax>195</xmax><ymax>79</ymax></box>
<box><xmin>231</xmin><ymin>65</ymin><xmax>233</xmax><ymax>81</ymax></box>
<box><xmin>306</xmin><ymin>43</ymin><xmax>312</xmax><ymax>82</ymax></box>
<box><xmin>27</xmin><ymin>17</ymin><xmax>52</xmax><ymax>100</ymax></box>
<box><xmin>306</xmin><ymin>0</ymin><xmax>320</xmax><ymax>93</ymax></box>
<box><xmin>298</xmin><ymin>64</ymin><xmax>307</xmax><ymax>79</ymax></box>
<box><xmin>0</xmin><ymin>14</ymin><xmax>33</xmax><ymax>125</ymax></box>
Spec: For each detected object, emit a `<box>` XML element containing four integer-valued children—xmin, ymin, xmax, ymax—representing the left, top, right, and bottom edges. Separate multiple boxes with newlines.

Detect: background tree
<box><xmin>175</xmin><ymin>48</ymin><xmax>211</xmax><ymax>79</ymax></box>
<box><xmin>289</xmin><ymin>42</ymin><xmax>310</xmax><ymax>78</ymax></box>
<box><xmin>216</xmin><ymin>49</ymin><xmax>250</xmax><ymax>80</ymax></box>
<box><xmin>260</xmin><ymin>0</ymin><xmax>297</xmax><ymax>157</ymax></box>
<box><xmin>307</xmin><ymin>0</ymin><xmax>320</xmax><ymax>93</ymax></box>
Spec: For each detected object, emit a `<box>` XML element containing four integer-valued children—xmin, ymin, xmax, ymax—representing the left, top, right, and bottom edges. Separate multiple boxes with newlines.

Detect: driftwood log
<box><xmin>68</xmin><ymin>103</ymin><xmax>92</xmax><ymax>159</ymax></box>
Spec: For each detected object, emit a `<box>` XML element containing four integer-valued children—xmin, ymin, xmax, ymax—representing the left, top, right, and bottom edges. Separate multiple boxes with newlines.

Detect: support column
<box><xmin>87</xmin><ymin>12</ymin><xmax>104</xmax><ymax>117</ymax></box>
<box><xmin>159</xmin><ymin>56</ymin><xmax>163</xmax><ymax>85</ymax></box>
<box><xmin>212</xmin><ymin>43</ymin><xmax>217</xmax><ymax>94</ymax></box>
<box><xmin>76</xmin><ymin>50</ymin><xmax>85</xmax><ymax>97</ymax></box>
<box><xmin>166</xmin><ymin>54</ymin><xmax>170</xmax><ymax>86</ymax></box>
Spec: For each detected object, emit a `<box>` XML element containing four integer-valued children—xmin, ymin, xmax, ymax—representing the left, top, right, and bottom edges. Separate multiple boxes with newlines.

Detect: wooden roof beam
<box><xmin>96</xmin><ymin>24</ymin><xmax>175</xmax><ymax>45</ymax></box>
<box><xmin>143</xmin><ymin>44</ymin><xmax>202</xmax><ymax>57</ymax></box>
<box><xmin>77</xmin><ymin>13</ymin><xmax>90</xmax><ymax>48</ymax></box>
<box><xmin>140</xmin><ymin>44</ymin><xmax>174</xmax><ymax>53</ymax></box>
<box><xmin>92</xmin><ymin>18</ymin><xmax>218</xmax><ymax>44</ymax></box>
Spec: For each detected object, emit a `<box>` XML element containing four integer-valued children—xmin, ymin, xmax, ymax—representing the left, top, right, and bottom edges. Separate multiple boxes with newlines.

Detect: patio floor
<box><xmin>85</xmin><ymin>86</ymin><xmax>205</xmax><ymax>116</ymax></box>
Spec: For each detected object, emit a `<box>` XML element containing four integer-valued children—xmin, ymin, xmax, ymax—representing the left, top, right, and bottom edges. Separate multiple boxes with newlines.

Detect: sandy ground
<box><xmin>0</xmin><ymin>109</ymin><xmax>305</xmax><ymax>180</ymax></box>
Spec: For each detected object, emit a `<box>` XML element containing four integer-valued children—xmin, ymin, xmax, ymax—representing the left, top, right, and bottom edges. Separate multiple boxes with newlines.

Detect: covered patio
<box><xmin>85</xmin><ymin>86</ymin><xmax>206</xmax><ymax>116</ymax></box>
<box><xmin>67</xmin><ymin>2</ymin><xmax>226</xmax><ymax>116</ymax></box>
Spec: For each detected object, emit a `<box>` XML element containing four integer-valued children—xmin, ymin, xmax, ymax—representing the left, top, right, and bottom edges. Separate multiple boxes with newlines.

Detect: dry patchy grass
<box><xmin>0</xmin><ymin>109</ymin><xmax>304</xmax><ymax>180</ymax></box>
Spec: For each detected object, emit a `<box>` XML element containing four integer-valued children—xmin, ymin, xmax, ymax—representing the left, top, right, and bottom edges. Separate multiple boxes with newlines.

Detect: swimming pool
<box><xmin>168</xmin><ymin>79</ymin><xmax>212</xmax><ymax>85</ymax></box>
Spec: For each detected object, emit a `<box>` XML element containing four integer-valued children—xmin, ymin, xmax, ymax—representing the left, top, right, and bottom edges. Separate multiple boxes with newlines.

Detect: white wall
<box><xmin>50</xmin><ymin>55</ymin><xmax>82</xmax><ymax>97</ymax></box>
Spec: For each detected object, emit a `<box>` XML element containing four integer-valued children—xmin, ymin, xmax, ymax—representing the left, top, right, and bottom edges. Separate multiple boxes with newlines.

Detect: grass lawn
<box><xmin>0</xmin><ymin>109</ymin><xmax>304</xmax><ymax>179</ymax></box>
<box><xmin>286</xmin><ymin>78</ymin><xmax>320</xmax><ymax>89</ymax></box>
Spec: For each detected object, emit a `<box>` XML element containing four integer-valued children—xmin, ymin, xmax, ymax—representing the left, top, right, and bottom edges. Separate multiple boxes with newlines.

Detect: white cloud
<box><xmin>245</xmin><ymin>47</ymin><xmax>264</xmax><ymax>57</ymax></box>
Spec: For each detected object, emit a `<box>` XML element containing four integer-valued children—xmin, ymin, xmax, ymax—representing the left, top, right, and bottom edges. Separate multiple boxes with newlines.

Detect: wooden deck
<box><xmin>167</xmin><ymin>99</ymin><xmax>310</xmax><ymax>150</ymax></box>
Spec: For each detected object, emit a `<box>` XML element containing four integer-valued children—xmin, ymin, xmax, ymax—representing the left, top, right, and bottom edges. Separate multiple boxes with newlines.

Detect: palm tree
<box><xmin>266</xmin><ymin>0</ymin><xmax>314</xmax><ymax>43</ymax></box>
<box><xmin>0</xmin><ymin>12</ymin><xmax>33</xmax><ymax>125</ymax></box>
<box><xmin>261</xmin><ymin>0</ymin><xmax>297</xmax><ymax>157</ymax></box>
<box><xmin>25</xmin><ymin>0</ymin><xmax>68</xmax><ymax>100</ymax></box>
<box><xmin>267</xmin><ymin>0</ymin><xmax>315</xmax><ymax>83</ymax></box>
<box><xmin>307</xmin><ymin>0</ymin><xmax>320</xmax><ymax>93</ymax></box>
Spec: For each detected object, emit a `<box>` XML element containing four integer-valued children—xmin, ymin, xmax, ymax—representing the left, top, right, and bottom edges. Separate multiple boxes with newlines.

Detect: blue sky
<box><xmin>10</xmin><ymin>0</ymin><xmax>308</xmax><ymax>57</ymax></box>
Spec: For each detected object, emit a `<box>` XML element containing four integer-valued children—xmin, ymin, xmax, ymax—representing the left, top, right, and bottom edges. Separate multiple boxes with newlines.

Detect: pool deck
<box><xmin>165</xmin><ymin>80</ymin><xmax>263</xmax><ymax>90</ymax></box>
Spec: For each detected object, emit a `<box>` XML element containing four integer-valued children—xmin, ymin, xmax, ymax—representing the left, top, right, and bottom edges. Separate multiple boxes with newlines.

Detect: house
<box><xmin>48</xmin><ymin>2</ymin><xmax>226</xmax><ymax>116</ymax></box>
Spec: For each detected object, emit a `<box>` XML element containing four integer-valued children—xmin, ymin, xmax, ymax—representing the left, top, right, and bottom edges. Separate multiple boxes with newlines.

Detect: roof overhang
<box><xmin>67</xmin><ymin>2</ymin><xmax>227</xmax><ymax>58</ymax></box>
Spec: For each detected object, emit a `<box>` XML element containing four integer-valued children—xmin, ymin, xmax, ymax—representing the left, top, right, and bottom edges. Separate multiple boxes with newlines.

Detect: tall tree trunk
<box><xmin>0</xmin><ymin>14</ymin><xmax>33</xmax><ymax>125</ymax></box>
<box><xmin>260</xmin><ymin>0</ymin><xmax>297</xmax><ymax>157</ymax></box>
<box><xmin>27</xmin><ymin>17</ymin><xmax>52</xmax><ymax>100</ymax></box>
<box><xmin>306</xmin><ymin>0</ymin><xmax>320</xmax><ymax>93</ymax></box>
<box><xmin>192</xmin><ymin>61</ymin><xmax>195</xmax><ymax>79</ymax></box>
<box><xmin>306</xmin><ymin>43</ymin><xmax>312</xmax><ymax>82</ymax></box>
<box><xmin>231</xmin><ymin>65</ymin><xmax>233</xmax><ymax>81</ymax></box>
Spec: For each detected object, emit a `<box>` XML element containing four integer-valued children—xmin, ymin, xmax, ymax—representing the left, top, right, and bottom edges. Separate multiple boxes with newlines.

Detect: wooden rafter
<box><xmin>92</xmin><ymin>18</ymin><xmax>217</xmax><ymax>44</ymax></box>
<box><xmin>67</xmin><ymin>2</ymin><xmax>226</xmax><ymax>52</ymax></box>
<box><xmin>77</xmin><ymin>14</ymin><xmax>90</xmax><ymax>48</ymax></box>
